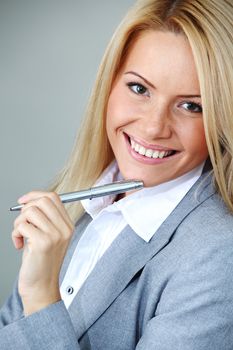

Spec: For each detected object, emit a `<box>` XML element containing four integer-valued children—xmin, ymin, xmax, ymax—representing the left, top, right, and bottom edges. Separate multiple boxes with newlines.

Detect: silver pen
<box><xmin>9</xmin><ymin>180</ymin><xmax>144</xmax><ymax>211</ymax></box>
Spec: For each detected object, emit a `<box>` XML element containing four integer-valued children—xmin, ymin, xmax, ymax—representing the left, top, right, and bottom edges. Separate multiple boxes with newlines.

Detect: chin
<box><xmin>120</xmin><ymin>169</ymin><xmax>160</xmax><ymax>188</ymax></box>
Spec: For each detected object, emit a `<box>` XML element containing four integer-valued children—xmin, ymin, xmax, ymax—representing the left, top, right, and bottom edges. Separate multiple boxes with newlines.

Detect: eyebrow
<box><xmin>125</xmin><ymin>71</ymin><xmax>155</xmax><ymax>89</ymax></box>
<box><xmin>177</xmin><ymin>94</ymin><xmax>201</xmax><ymax>98</ymax></box>
<box><xmin>124</xmin><ymin>71</ymin><xmax>201</xmax><ymax>98</ymax></box>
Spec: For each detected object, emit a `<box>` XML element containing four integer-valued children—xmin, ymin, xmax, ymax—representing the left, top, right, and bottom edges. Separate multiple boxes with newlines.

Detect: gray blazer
<box><xmin>1</xmin><ymin>165</ymin><xmax>233</xmax><ymax>349</ymax></box>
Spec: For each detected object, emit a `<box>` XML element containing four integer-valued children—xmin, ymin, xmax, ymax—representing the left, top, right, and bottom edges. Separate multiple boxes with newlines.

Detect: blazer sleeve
<box><xmin>136</xmin><ymin>219</ymin><xmax>233</xmax><ymax>350</ymax></box>
<box><xmin>0</xmin><ymin>281</ymin><xmax>81</xmax><ymax>350</ymax></box>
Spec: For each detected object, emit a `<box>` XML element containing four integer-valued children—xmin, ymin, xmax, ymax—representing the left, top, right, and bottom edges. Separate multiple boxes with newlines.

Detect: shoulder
<box><xmin>171</xmin><ymin>191</ymin><xmax>233</xmax><ymax>289</ymax></box>
<box><xmin>155</xmin><ymin>192</ymin><xmax>233</xmax><ymax>322</ymax></box>
<box><xmin>170</xmin><ymin>164</ymin><xmax>233</xmax><ymax>252</ymax></box>
<box><xmin>177</xmin><ymin>190</ymin><xmax>233</xmax><ymax>246</ymax></box>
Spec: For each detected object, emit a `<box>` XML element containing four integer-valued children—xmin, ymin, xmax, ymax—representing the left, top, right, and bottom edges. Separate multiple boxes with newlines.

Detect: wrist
<box><xmin>22</xmin><ymin>290</ymin><xmax>61</xmax><ymax>316</ymax></box>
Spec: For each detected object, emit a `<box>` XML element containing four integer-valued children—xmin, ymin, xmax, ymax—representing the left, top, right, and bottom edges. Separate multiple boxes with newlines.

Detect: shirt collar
<box><xmin>81</xmin><ymin>160</ymin><xmax>204</xmax><ymax>242</ymax></box>
<box><xmin>81</xmin><ymin>161</ymin><xmax>123</xmax><ymax>218</ymax></box>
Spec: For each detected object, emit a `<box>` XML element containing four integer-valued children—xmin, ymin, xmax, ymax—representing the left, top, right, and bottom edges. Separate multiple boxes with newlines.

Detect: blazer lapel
<box><xmin>59</xmin><ymin>213</ymin><xmax>92</xmax><ymax>285</ymax></box>
<box><xmin>68</xmin><ymin>166</ymin><xmax>215</xmax><ymax>340</ymax></box>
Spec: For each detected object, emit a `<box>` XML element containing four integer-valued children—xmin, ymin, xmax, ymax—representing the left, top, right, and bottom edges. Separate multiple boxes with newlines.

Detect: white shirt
<box><xmin>60</xmin><ymin>161</ymin><xmax>204</xmax><ymax>308</ymax></box>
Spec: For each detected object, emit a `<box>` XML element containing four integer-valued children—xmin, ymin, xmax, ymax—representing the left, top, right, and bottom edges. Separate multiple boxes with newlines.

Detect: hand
<box><xmin>12</xmin><ymin>191</ymin><xmax>74</xmax><ymax>315</ymax></box>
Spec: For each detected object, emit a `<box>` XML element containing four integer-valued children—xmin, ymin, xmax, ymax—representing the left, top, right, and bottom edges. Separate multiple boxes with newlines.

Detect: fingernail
<box><xmin>18</xmin><ymin>195</ymin><xmax>27</xmax><ymax>204</ymax></box>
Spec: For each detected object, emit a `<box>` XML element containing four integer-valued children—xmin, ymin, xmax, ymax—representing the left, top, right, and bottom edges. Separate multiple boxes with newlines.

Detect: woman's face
<box><xmin>106</xmin><ymin>30</ymin><xmax>209</xmax><ymax>187</ymax></box>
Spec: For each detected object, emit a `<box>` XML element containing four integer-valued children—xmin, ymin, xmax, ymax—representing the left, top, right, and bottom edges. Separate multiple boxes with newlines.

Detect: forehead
<box><xmin>120</xmin><ymin>30</ymin><xmax>200</xmax><ymax>93</ymax></box>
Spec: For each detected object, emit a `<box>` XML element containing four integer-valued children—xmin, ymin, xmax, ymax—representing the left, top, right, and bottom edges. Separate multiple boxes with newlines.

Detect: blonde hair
<box><xmin>50</xmin><ymin>0</ymin><xmax>233</xmax><ymax>222</ymax></box>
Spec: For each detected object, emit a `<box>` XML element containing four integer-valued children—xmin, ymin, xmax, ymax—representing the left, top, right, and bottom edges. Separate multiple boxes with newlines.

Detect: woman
<box><xmin>1</xmin><ymin>0</ymin><xmax>233</xmax><ymax>349</ymax></box>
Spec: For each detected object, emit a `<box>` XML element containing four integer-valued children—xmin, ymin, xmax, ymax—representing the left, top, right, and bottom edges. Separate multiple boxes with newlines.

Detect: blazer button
<box><xmin>66</xmin><ymin>286</ymin><xmax>74</xmax><ymax>295</ymax></box>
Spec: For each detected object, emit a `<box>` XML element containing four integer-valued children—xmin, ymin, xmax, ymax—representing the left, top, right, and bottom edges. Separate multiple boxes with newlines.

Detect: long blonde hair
<box><xmin>50</xmin><ymin>0</ymin><xmax>233</xmax><ymax>222</ymax></box>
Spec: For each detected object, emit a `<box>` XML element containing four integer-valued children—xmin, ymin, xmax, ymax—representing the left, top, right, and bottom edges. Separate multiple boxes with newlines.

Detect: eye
<box><xmin>127</xmin><ymin>82</ymin><xmax>149</xmax><ymax>96</ymax></box>
<box><xmin>181</xmin><ymin>101</ymin><xmax>203</xmax><ymax>114</ymax></box>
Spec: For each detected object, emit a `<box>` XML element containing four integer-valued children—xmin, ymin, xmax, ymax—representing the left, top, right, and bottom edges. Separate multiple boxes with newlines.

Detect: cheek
<box><xmin>106</xmin><ymin>94</ymin><xmax>119</xmax><ymax>145</ymax></box>
<box><xmin>106</xmin><ymin>92</ymin><xmax>131</xmax><ymax>133</ymax></box>
<box><xmin>106</xmin><ymin>90</ymin><xmax>120</xmax><ymax>129</ymax></box>
<box><xmin>106</xmin><ymin>97</ymin><xmax>116</xmax><ymax>138</ymax></box>
<box><xmin>181</xmin><ymin>121</ymin><xmax>208</xmax><ymax>156</ymax></box>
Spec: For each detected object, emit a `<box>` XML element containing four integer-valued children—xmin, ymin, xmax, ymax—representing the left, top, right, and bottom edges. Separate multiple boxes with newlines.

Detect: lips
<box><xmin>124</xmin><ymin>133</ymin><xmax>177</xmax><ymax>160</ymax></box>
<box><xmin>130</xmin><ymin>139</ymin><xmax>174</xmax><ymax>159</ymax></box>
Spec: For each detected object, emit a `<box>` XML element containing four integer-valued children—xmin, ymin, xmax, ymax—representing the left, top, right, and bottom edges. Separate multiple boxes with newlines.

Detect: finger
<box><xmin>20</xmin><ymin>197</ymin><xmax>73</xmax><ymax>239</ymax></box>
<box><xmin>12</xmin><ymin>235</ymin><xmax>24</xmax><ymax>250</ymax></box>
<box><xmin>12</xmin><ymin>221</ymin><xmax>56</xmax><ymax>254</ymax></box>
<box><xmin>14</xmin><ymin>205</ymin><xmax>56</xmax><ymax>235</ymax></box>
<box><xmin>18</xmin><ymin>191</ymin><xmax>44</xmax><ymax>204</ymax></box>
<box><xmin>41</xmin><ymin>192</ymin><xmax>74</xmax><ymax>229</ymax></box>
<box><xmin>12</xmin><ymin>222</ymin><xmax>39</xmax><ymax>249</ymax></box>
<box><xmin>18</xmin><ymin>191</ymin><xmax>73</xmax><ymax>230</ymax></box>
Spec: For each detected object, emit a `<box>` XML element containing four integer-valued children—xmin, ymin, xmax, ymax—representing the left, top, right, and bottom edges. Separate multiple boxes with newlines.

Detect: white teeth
<box><xmin>152</xmin><ymin>150</ymin><xmax>161</xmax><ymax>158</ymax></box>
<box><xmin>139</xmin><ymin>146</ymin><xmax>146</xmax><ymax>155</ymax></box>
<box><xmin>130</xmin><ymin>138</ymin><xmax>172</xmax><ymax>159</ymax></box>
<box><xmin>159</xmin><ymin>151</ymin><xmax>165</xmax><ymax>159</ymax></box>
<box><xmin>145</xmin><ymin>149</ymin><xmax>153</xmax><ymax>157</ymax></box>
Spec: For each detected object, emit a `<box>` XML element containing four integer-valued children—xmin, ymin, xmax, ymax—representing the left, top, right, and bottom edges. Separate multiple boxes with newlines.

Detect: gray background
<box><xmin>0</xmin><ymin>0</ymin><xmax>134</xmax><ymax>306</ymax></box>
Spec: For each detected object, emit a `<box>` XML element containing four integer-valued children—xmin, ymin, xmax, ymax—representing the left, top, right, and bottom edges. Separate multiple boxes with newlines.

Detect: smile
<box><xmin>123</xmin><ymin>133</ymin><xmax>179</xmax><ymax>165</ymax></box>
<box><xmin>130</xmin><ymin>139</ymin><xmax>174</xmax><ymax>159</ymax></box>
<box><xmin>128</xmin><ymin>136</ymin><xmax>176</xmax><ymax>159</ymax></box>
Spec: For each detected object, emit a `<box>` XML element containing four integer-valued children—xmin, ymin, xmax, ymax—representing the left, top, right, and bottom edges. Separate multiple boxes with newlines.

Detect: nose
<box><xmin>140</xmin><ymin>103</ymin><xmax>172</xmax><ymax>140</ymax></box>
